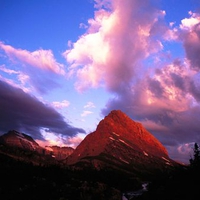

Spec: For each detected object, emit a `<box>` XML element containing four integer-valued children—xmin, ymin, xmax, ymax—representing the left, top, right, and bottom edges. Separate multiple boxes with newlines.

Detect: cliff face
<box><xmin>67</xmin><ymin>110</ymin><xmax>177</xmax><ymax>175</ymax></box>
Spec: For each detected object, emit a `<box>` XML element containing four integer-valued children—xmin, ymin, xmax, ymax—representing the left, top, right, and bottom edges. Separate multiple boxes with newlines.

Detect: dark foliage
<box><xmin>1</xmin><ymin>143</ymin><xmax>200</xmax><ymax>200</ymax></box>
<box><xmin>133</xmin><ymin>165</ymin><xmax>200</xmax><ymax>200</ymax></box>
<box><xmin>0</xmin><ymin>153</ymin><xmax>126</xmax><ymax>200</ymax></box>
<box><xmin>190</xmin><ymin>143</ymin><xmax>200</xmax><ymax>169</ymax></box>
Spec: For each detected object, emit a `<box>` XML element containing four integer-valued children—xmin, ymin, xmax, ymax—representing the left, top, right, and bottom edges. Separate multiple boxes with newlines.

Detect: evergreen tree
<box><xmin>190</xmin><ymin>142</ymin><xmax>200</xmax><ymax>169</ymax></box>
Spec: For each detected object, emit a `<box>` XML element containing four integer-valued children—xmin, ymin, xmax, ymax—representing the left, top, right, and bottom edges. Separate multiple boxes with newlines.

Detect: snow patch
<box><xmin>143</xmin><ymin>151</ymin><xmax>148</xmax><ymax>156</ymax></box>
<box><xmin>112</xmin><ymin>132</ymin><xmax>119</xmax><ymax>136</ymax></box>
<box><xmin>165</xmin><ymin>162</ymin><xmax>172</xmax><ymax>166</ymax></box>
<box><xmin>119</xmin><ymin>157</ymin><xmax>129</xmax><ymax>164</ymax></box>
<box><xmin>119</xmin><ymin>139</ymin><xmax>132</xmax><ymax>148</ymax></box>
<box><xmin>109</xmin><ymin>137</ymin><xmax>115</xmax><ymax>141</ymax></box>
<box><xmin>162</xmin><ymin>157</ymin><xmax>170</xmax><ymax>162</ymax></box>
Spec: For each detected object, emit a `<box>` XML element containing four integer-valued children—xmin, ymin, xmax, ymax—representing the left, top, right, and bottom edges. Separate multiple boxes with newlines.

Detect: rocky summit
<box><xmin>67</xmin><ymin>110</ymin><xmax>178</xmax><ymax>177</ymax></box>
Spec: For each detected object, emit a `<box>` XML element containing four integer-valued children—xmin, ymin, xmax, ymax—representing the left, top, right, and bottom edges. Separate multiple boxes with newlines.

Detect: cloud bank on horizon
<box><xmin>0</xmin><ymin>0</ymin><xmax>200</xmax><ymax>163</ymax></box>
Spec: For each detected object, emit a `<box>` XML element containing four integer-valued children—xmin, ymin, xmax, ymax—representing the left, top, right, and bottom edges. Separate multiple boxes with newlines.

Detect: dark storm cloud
<box><xmin>184</xmin><ymin>23</ymin><xmax>200</xmax><ymax>71</ymax></box>
<box><xmin>0</xmin><ymin>80</ymin><xmax>85</xmax><ymax>139</ymax></box>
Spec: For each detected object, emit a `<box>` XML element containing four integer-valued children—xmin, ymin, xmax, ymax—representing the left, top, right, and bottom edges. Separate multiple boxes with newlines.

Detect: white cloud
<box><xmin>84</xmin><ymin>101</ymin><xmax>96</xmax><ymax>109</ymax></box>
<box><xmin>0</xmin><ymin>42</ymin><xmax>66</xmax><ymax>75</ymax></box>
<box><xmin>81</xmin><ymin>110</ymin><xmax>93</xmax><ymax>117</ymax></box>
<box><xmin>64</xmin><ymin>0</ymin><xmax>165</xmax><ymax>92</ymax></box>
<box><xmin>52</xmin><ymin>100</ymin><xmax>70</xmax><ymax>109</ymax></box>
<box><xmin>180</xmin><ymin>12</ymin><xmax>200</xmax><ymax>30</ymax></box>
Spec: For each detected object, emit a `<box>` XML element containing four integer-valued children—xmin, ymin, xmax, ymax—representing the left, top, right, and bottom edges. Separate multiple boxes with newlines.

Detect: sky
<box><xmin>1</xmin><ymin>0</ymin><xmax>200</xmax><ymax>164</ymax></box>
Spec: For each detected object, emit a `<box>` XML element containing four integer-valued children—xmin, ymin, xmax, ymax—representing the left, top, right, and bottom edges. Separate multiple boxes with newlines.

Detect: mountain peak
<box><xmin>96</xmin><ymin>110</ymin><xmax>168</xmax><ymax>157</ymax></box>
<box><xmin>67</xmin><ymin>110</ymin><xmax>175</xmax><ymax>175</ymax></box>
<box><xmin>0</xmin><ymin>130</ymin><xmax>40</xmax><ymax>150</ymax></box>
<box><xmin>107</xmin><ymin>109</ymin><xmax>128</xmax><ymax>118</ymax></box>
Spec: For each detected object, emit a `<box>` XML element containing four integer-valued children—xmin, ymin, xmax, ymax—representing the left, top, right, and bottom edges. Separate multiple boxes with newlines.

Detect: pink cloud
<box><xmin>0</xmin><ymin>42</ymin><xmax>66</xmax><ymax>75</ymax></box>
<box><xmin>52</xmin><ymin>100</ymin><xmax>70</xmax><ymax>109</ymax></box>
<box><xmin>180</xmin><ymin>11</ymin><xmax>200</xmax><ymax>30</ymax></box>
<box><xmin>38</xmin><ymin>131</ymin><xmax>86</xmax><ymax>149</ymax></box>
<box><xmin>0</xmin><ymin>42</ymin><xmax>67</xmax><ymax>94</ymax></box>
<box><xmin>64</xmin><ymin>0</ymin><xmax>165</xmax><ymax>92</ymax></box>
<box><xmin>0</xmin><ymin>65</ymin><xmax>31</xmax><ymax>93</ymax></box>
<box><xmin>65</xmin><ymin>133</ymin><xmax>86</xmax><ymax>148</ymax></box>
<box><xmin>84</xmin><ymin>101</ymin><xmax>96</xmax><ymax>109</ymax></box>
<box><xmin>81</xmin><ymin>110</ymin><xmax>93</xmax><ymax>117</ymax></box>
<box><xmin>0</xmin><ymin>64</ymin><xmax>19</xmax><ymax>74</ymax></box>
<box><xmin>178</xmin><ymin>12</ymin><xmax>200</xmax><ymax>71</ymax></box>
<box><xmin>140</xmin><ymin>119</ymin><xmax>169</xmax><ymax>132</ymax></box>
<box><xmin>63</xmin><ymin>0</ymin><xmax>200</xmax><ymax>163</ymax></box>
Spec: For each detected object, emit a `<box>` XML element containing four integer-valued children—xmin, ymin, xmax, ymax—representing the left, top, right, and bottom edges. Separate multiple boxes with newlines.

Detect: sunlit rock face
<box><xmin>66</xmin><ymin>110</ymin><xmax>178</xmax><ymax>176</ymax></box>
<box><xmin>46</xmin><ymin>146</ymin><xmax>74</xmax><ymax>160</ymax></box>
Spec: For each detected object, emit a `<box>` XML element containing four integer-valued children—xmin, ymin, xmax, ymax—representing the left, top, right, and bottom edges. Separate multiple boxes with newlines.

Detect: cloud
<box><xmin>81</xmin><ymin>111</ymin><xmax>93</xmax><ymax>117</ymax></box>
<box><xmin>100</xmin><ymin>57</ymin><xmax>200</xmax><ymax>163</ymax></box>
<box><xmin>63</xmin><ymin>0</ymin><xmax>200</xmax><ymax>163</ymax></box>
<box><xmin>63</xmin><ymin>0</ymin><xmax>164</xmax><ymax>92</ymax></box>
<box><xmin>0</xmin><ymin>80</ymin><xmax>85</xmax><ymax>141</ymax></box>
<box><xmin>0</xmin><ymin>65</ymin><xmax>19</xmax><ymax>75</ymax></box>
<box><xmin>0</xmin><ymin>64</ymin><xmax>30</xmax><ymax>92</ymax></box>
<box><xmin>179</xmin><ymin>12</ymin><xmax>200</xmax><ymax>71</ymax></box>
<box><xmin>0</xmin><ymin>42</ymin><xmax>66</xmax><ymax>94</ymax></box>
<box><xmin>63</xmin><ymin>133</ymin><xmax>86</xmax><ymax>148</ymax></box>
<box><xmin>52</xmin><ymin>100</ymin><xmax>70</xmax><ymax>109</ymax></box>
<box><xmin>84</xmin><ymin>101</ymin><xmax>96</xmax><ymax>109</ymax></box>
<box><xmin>0</xmin><ymin>42</ymin><xmax>66</xmax><ymax>75</ymax></box>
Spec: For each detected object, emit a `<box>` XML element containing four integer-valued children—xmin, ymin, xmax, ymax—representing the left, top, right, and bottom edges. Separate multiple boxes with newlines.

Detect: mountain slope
<box><xmin>0</xmin><ymin>130</ymin><xmax>74</xmax><ymax>165</ymax></box>
<box><xmin>67</xmin><ymin>110</ymin><xmax>179</xmax><ymax>177</ymax></box>
<box><xmin>0</xmin><ymin>130</ymin><xmax>41</xmax><ymax>151</ymax></box>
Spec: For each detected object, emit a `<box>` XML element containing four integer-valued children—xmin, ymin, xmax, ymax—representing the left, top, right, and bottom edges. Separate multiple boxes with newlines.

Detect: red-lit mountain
<box><xmin>66</xmin><ymin>110</ymin><xmax>179</xmax><ymax>177</ymax></box>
